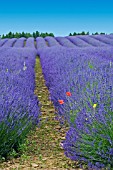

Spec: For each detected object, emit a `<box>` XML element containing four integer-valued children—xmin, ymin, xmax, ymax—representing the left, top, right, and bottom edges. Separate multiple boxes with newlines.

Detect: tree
<box><xmin>69</xmin><ymin>33</ymin><xmax>72</xmax><ymax>36</ymax></box>
<box><xmin>33</xmin><ymin>32</ymin><xmax>36</xmax><ymax>38</ymax></box>
<box><xmin>86</xmin><ymin>31</ymin><xmax>89</xmax><ymax>35</ymax></box>
<box><xmin>36</xmin><ymin>31</ymin><xmax>40</xmax><ymax>37</ymax></box>
<box><xmin>81</xmin><ymin>31</ymin><xmax>85</xmax><ymax>35</ymax></box>
<box><xmin>40</xmin><ymin>32</ymin><xmax>46</xmax><ymax>38</ymax></box>
<box><xmin>73</xmin><ymin>32</ymin><xmax>77</xmax><ymax>36</ymax></box>
<box><xmin>25</xmin><ymin>33</ymin><xmax>32</xmax><ymax>38</ymax></box>
<box><xmin>8</xmin><ymin>31</ymin><xmax>13</xmax><ymax>38</ymax></box>
<box><xmin>94</xmin><ymin>32</ymin><xmax>99</xmax><ymax>35</ymax></box>
<box><xmin>21</xmin><ymin>32</ymin><xmax>26</xmax><ymax>38</ymax></box>
<box><xmin>49</xmin><ymin>33</ymin><xmax>54</xmax><ymax>37</ymax></box>
<box><xmin>100</xmin><ymin>32</ymin><xmax>105</xmax><ymax>35</ymax></box>
<box><xmin>2</xmin><ymin>34</ymin><xmax>5</xmax><ymax>38</ymax></box>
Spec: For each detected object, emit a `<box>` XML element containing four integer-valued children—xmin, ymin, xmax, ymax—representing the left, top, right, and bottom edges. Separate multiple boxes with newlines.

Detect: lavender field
<box><xmin>0</xmin><ymin>35</ymin><xmax>113</xmax><ymax>169</ymax></box>
<box><xmin>0</xmin><ymin>34</ymin><xmax>113</xmax><ymax>49</ymax></box>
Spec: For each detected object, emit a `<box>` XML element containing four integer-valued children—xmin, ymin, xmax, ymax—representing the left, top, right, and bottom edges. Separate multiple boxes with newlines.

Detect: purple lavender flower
<box><xmin>36</xmin><ymin>37</ymin><xmax>48</xmax><ymax>55</ymax></box>
<box><xmin>76</xmin><ymin>35</ymin><xmax>110</xmax><ymax>47</ymax></box>
<box><xmin>62</xmin><ymin>105</ymin><xmax>113</xmax><ymax>169</ymax></box>
<box><xmin>90</xmin><ymin>35</ymin><xmax>113</xmax><ymax>46</ymax></box>
<box><xmin>14</xmin><ymin>37</ymin><xmax>26</xmax><ymax>47</ymax></box>
<box><xmin>36</xmin><ymin>37</ymin><xmax>48</xmax><ymax>49</ymax></box>
<box><xmin>0</xmin><ymin>39</ymin><xmax>8</xmax><ymax>47</ymax></box>
<box><xmin>103</xmin><ymin>34</ymin><xmax>113</xmax><ymax>39</ymax></box>
<box><xmin>45</xmin><ymin>36</ymin><xmax>61</xmax><ymax>47</ymax></box>
<box><xmin>25</xmin><ymin>37</ymin><xmax>35</xmax><ymax>48</ymax></box>
<box><xmin>66</xmin><ymin>36</ymin><xmax>92</xmax><ymax>47</ymax></box>
<box><xmin>39</xmin><ymin>44</ymin><xmax>113</xmax><ymax>169</ymax></box>
<box><xmin>0</xmin><ymin>47</ymin><xmax>40</xmax><ymax>157</ymax></box>
<box><xmin>2</xmin><ymin>38</ymin><xmax>17</xmax><ymax>47</ymax></box>
<box><xmin>55</xmin><ymin>36</ymin><xmax>76</xmax><ymax>48</ymax></box>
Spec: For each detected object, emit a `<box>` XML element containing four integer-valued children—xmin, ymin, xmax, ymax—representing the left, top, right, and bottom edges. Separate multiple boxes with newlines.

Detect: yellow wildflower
<box><xmin>93</xmin><ymin>104</ymin><xmax>97</xmax><ymax>109</ymax></box>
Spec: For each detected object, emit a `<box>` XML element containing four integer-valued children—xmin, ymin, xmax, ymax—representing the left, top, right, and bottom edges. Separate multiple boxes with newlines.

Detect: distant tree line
<box><xmin>69</xmin><ymin>31</ymin><xmax>107</xmax><ymax>36</ymax></box>
<box><xmin>0</xmin><ymin>31</ymin><xmax>112</xmax><ymax>39</ymax></box>
<box><xmin>1</xmin><ymin>31</ymin><xmax>54</xmax><ymax>39</ymax></box>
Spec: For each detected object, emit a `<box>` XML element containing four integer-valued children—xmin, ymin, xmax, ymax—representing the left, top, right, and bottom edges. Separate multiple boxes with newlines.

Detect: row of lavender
<box><xmin>0</xmin><ymin>35</ymin><xmax>113</xmax><ymax>49</ymax></box>
<box><xmin>39</xmin><ymin>46</ymin><xmax>113</xmax><ymax>169</ymax></box>
<box><xmin>0</xmin><ymin>47</ymin><xmax>40</xmax><ymax>158</ymax></box>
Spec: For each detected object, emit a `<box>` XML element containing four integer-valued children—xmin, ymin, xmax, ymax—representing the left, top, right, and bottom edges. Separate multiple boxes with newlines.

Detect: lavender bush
<box><xmin>36</xmin><ymin>37</ymin><xmax>48</xmax><ymax>55</ymax></box>
<box><xmin>36</xmin><ymin>37</ymin><xmax>48</xmax><ymax>49</ymax></box>
<box><xmin>45</xmin><ymin>36</ymin><xmax>61</xmax><ymax>47</ymax></box>
<box><xmin>90</xmin><ymin>35</ymin><xmax>113</xmax><ymax>46</ymax></box>
<box><xmin>0</xmin><ymin>39</ymin><xmax>8</xmax><ymax>47</ymax></box>
<box><xmin>2</xmin><ymin>38</ymin><xmax>17</xmax><ymax>47</ymax></box>
<box><xmin>55</xmin><ymin>36</ymin><xmax>76</xmax><ymax>48</ymax></box>
<box><xmin>66</xmin><ymin>36</ymin><xmax>92</xmax><ymax>47</ymax></box>
<box><xmin>77</xmin><ymin>35</ymin><xmax>110</xmax><ymax>47</ymax></box>
<box><xmin>61</xmin><ymin>56</ymin><xmax>113</xmax><ymax>169</ymax></box>
<box><xmin>63</xmin><ymin>103</ymin><xmax>113</xmax><ymax>169</ymax></box>
<box><xmin>0</xmin><ymin>47</ymin><xmax>40</xmax><ymax>159</ymax></box>
<box><xmin>14</xmin><ymin>37</ymin><xmax>26</xmax><ymax>47</ymax></box>
<box><xmin>39</xmin><ymin>46</ymin><xmax>113</xmax><ymax>119</ymax></box>
<box><xmin>104</xmin><ymin>34</ymin><xmax>113</xmax><ymax>39</ymax></box>
<box><xmin>25</xmin><ymin>37</ymin><xmax>35</xmax><ymax>48</ymax></box>
<box><xmin>39</xmin><ymin>45</ymin><xmax>113</xmax><ymax>169</ymax></box>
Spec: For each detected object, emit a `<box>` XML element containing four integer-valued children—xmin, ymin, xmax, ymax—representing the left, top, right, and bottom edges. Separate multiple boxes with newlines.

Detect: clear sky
<box><xmin>0</xmin><ymin>0</ymin><xmax>113</xmax><ymax>36</ymax></box>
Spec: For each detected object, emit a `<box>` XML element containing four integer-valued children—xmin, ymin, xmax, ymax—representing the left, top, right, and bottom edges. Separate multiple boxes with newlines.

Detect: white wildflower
<box><xmin>110</xmin><ymin>61</ymin><xmax>112</xmax><ymax>68</ymax></box>
<box><xmin>23</xmin><ymin>61</ymin><xmax>27</xmax><ymax>71</ymax></box>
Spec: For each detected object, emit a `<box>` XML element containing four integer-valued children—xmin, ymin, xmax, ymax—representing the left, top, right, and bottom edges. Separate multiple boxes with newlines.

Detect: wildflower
<box><xmin>93</xmin><ymin>104</ymin><xmax>97</xmax><ymax>109</ymax></box>
<box><xmin>23</xmin><ymin>61</ymin><xmax>27</xmax><ymax>71</ymax></box>
<box><xmin>66</xmin><ymin>92</ymin><xmax>72</xmax><ymax>96</ymax></box>
<box><xmin>88</xmin><ymin>62</ymin><xmax>94</xmax><ymax>69</ymax></box>
<box><xmin>58</xmin><ymin>100</ymin><xmax>64</xmax><ymax>104</ymax></box>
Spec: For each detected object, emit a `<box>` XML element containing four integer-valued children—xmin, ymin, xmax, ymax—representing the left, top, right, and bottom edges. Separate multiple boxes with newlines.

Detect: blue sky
<box><xmin>0</xmin><ymin>0</ymin><xmax>113</xmax><ymax>36</ymax></box>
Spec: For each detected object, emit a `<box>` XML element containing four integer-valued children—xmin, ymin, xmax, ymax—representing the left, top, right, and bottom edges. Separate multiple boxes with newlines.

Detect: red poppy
<box><xmin>58</xmin><ymin>100</ymin><xmax>64</xmax><ymax>104</ymax></box>
<box><xmin>66</xmin><ymin>91</ymin><xmax>72</xmax><ymax>96</ymax></box>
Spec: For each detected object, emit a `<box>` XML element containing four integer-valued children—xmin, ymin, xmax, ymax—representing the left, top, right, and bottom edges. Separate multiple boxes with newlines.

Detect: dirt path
<box><xmin>0</xmin><ymin>57</ymin><xmax>82</xmax><ymax>170</ymax></box>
